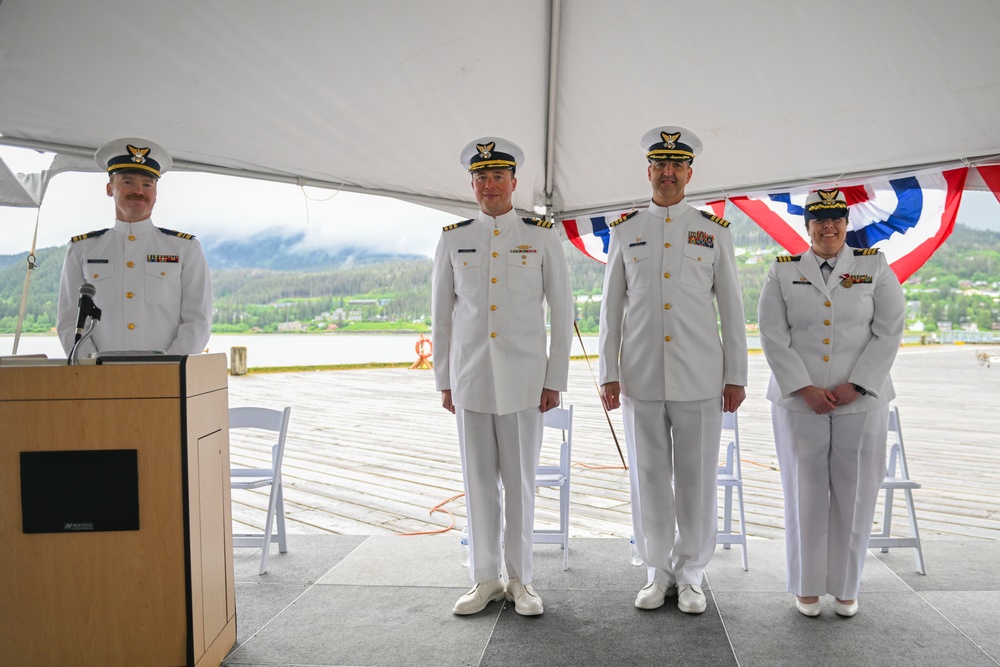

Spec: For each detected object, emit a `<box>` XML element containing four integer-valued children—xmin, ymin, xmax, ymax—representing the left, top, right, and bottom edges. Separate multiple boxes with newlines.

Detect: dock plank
<box><xmin>228</xmin><ymin>345</ymin><xmax>1000</xmax><ymax>541</ymax></box>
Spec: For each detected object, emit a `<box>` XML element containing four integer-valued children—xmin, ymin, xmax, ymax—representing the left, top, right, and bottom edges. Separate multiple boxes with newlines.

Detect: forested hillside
<box><xmin>1</xmin><ymin>224</ymin><xmax>997</xmax><ymax>334</ymax></box>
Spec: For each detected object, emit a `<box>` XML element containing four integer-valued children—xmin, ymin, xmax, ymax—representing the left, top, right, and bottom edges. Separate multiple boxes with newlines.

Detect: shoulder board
<box><xmin>700</xmin><ymin>210</ymin><xmax>731</xmax><ymax>228</ymax></box>
<box><xmin>522</xmin><ymin>217</ymin><xmax>553</xmax><ymax>228</ymax></box>
<box><xmin>70</xmin><ymin>228</ymin><xmax>109</xmax><ymax>243</ymax></box>
<box><xmin>158</xmin><ymin>227</ymin><xmax>196</xmax><ymax>240</ymax></box>
<box><xmin>608</xmin><ymin>210</ymin><xmax>639</xmax><ymax>227</ymax></box>
<box><xmin>443</xmin><ymin>219</ymin><xmax>473</xmax><ymax>232</ymax></box>
<box><xmin>854</xmin><ymin>248</ymin><xmax>879</xmax><ymax>256</ymax></box>
<box><xmin>775</xmin><ymin>255</ymin><xmax>802</xmax><ymax>263</ymax></box>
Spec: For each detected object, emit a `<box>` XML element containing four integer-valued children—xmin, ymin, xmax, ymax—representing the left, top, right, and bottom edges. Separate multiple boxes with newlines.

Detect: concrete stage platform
<box><xmin>223</xmin><ymin>535</ymin><xmax>999</xmax><ymax>667</ymax></box>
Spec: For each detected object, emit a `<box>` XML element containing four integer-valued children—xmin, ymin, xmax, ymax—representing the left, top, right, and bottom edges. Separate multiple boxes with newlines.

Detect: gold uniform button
<box><xmin>492</xmin><ymin>252</ymin><xmax>498</xmax><ymax>258</ymax></box>
<box><xmin>490</xmin><ymin>332</ymin><xmax>497</xmax><ymax>339</ymax></box>
<box><xmin>493</xmin><ymin>229</ymin><xmax>500</xmax><ymax>236</ymax></box>
<box><xmin>128</xmin><ymin>323</ymin><xmax>135</xmax><ymax>330</ymax></box>
<box><xmin>824</xmin><ymin>319</ymin><xmax>831</xmax><ymax>326</ymax></box>
<box><xmin>664</xmin><ymin>217</ymin><xmax>672</xmax><ymax>223</ymax></box>
<box><xmin>824</xmin><ymin>300</ymin><xmax>831</xmax><ymax>307</ymax></box>
<box><xmin>664</xmin><ymin>336</ymin><xmax>672</xmax><ymax>342</ymax></box>
<box><xmin>697</xmin><ymin>256</ymin><xmax>703</xmax><ymax>261</ymax></box>
<box><xmin>462</xmin><ymin>261</ymin><xmax>467</xmax><ymax>266</ymax></box>
<box><xmin>632</xmin><ymin>256</ymin><xmax>637</xmax><ymax>262</ymax></box>
<box><xmin>127</xmin><ymin>261</ymin><xmax>134</xmax><ymax>268</ymax></box>
<box><xmin>128</xmin><ymin>235</ymin><xmax>136</xmax><ymax>241</ymax></box>
<box><xmin>161</xmin><ymin>271</ymin><xmax>166</xmax><ymax>276</ymax></box>
<box><xmin>663</xmin><ymin>303</ymin><xmax>671</xmax><ymax>310</ymax></box>
<box><xmin>521</xmin><ymin>254</ymin><xmax>526</xmax><ymax>259</ymax></box>
<box><xmin>663</xmin><ymin>272</ymin><xmax>671</xmax><ymax>279</ymax></box>
<box><xmin>92</xmin><ymin>273</ymin><xmax>99</xmax><ymax>279</ymax></box>
<box><xmin>823</xmin><ymin>355</ymin><xmax>830</xmax><ymax>362</ymax></box>
<box><xmin>126</xmin><ymin>292</ymin><xmax>134</xmax><ymax>299</ymax></box>
<box><xmin>664</xmin><ymin>242</ymin><xmax>672</xmax><ymax>248</ymax></box>
<box><xmin>522</xmin><ymin>261</ymin><xmax>527</xmax><ymax>265</ymax></box>
<box><xmin>490</xmin><ymin>305</ymin><xmax>497</xmax><ymax>311</ymax></box>
<box><xmin>491</xmin><ymin>277</ymin><xmax>497</xmax><ymax>284</ymax></box>
<box><xmin>823</xmin><ymin>338</ymin><xmax>830</xmax><ymax>344</ymax></box>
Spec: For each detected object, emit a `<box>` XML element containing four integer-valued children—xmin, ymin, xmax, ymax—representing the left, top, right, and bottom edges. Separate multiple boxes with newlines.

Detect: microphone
<box><xmin>74</xmin><ymin>282</ymin><xmax>100</xmax><ymax>342</ymax></box>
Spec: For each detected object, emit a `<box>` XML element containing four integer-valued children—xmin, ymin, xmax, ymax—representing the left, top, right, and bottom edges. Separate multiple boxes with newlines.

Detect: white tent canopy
<box><xmin>2</xmin><ymin>0</ymin><xmax>999</xmax><ymax>220</ymax></box>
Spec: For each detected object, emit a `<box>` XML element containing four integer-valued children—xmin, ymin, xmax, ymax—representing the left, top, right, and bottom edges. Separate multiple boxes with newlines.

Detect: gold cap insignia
<box><xmin>476</xmin><ymin>142</ymin><xmax>495</xmax><ymax>159</ymax></box>
<box><xmin>127</xmin><ymin>144</ymin><xmax>150</xmax><ymax>164</ymax></box>
<box><xmin>661</xmin><ymin>131</ymin><xmax>680</xmax><ymax>148</ymax></box>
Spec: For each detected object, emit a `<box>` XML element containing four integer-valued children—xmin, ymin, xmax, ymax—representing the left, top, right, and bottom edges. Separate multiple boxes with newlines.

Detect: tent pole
<box><xmin>542</xmin><ymin>0</ymin><xmax>562</xmax><ymax>218</ymax></box>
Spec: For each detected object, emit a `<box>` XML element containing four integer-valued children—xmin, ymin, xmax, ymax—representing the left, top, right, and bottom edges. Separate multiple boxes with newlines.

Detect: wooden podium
<box><xmin>0</xmin><ymin>353</ymin><xmax>237</xmax><ymax>667</ymax></box>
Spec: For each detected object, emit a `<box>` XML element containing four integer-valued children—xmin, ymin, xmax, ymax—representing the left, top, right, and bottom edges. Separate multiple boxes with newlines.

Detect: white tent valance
<box><xmin>2</xmin><ymin>0</ymin><xmax>1000</xmax><ymax>219</ymax></box>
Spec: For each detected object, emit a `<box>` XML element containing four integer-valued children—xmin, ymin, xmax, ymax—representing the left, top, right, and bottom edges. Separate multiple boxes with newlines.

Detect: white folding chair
<box><xmin>534</xmin><ymin>405</ymin><xmax>573</xmax><ymax>570</ymax></box>
<box><xmin>869</xmin><ymin>405</ymin><xmax>926</xmax><ymax>574</ymax></box>
<box><xmin>229</xmin><ymin>406</ymin><xmax>292</xmax><ymax>575</ymax></box>
<box><xmin>718</xmin><ymin>411</ymin><xmax>749</xmax><ymax>570</ymax></box>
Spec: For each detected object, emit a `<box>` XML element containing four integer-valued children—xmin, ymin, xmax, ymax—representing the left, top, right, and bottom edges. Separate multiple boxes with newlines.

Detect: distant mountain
<box><xmin>198</xmin><ymin>232</ymin><xmax>423</xmax><ymax>271</ymax></box>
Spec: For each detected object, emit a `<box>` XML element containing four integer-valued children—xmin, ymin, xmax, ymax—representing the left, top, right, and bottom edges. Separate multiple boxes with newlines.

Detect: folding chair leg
<box><xmin>737</xmin><ymin>485</ymin><xmax>749</xmax><ymax>572</ymax></box>
<box><xmin>258</xmin><ymin>486</ymin><xmax>281</xmax><ymax>575</ymax></box>
<box><xmin>880</xmin><ymin>488</ymin><xmax>895</xmax><ymax>553</ymax></box>
<box><xmin>904</xmin><ymin>489</ymin><xmax>926</xmax><ymax>575</ymax></box>
<box><xmin>560</xmin><ymin>484</ymin><xmax>569</xmax><ymax>571</ymax></box>
<box><xmin>276</xmin><ymin>483</ymin><xmax>288</xmax><ymax>554</ymax></box>
<box><xmin>722</xmin><ymin>486</ymin><xmax>733</xmax><ymax>550</ymax></box>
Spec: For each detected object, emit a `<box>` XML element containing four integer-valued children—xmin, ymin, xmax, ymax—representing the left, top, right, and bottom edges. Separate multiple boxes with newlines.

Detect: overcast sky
<box><xmin>1</xmin><ymin>146</ymin><xmax>999</xmax><ymax>258</ymax></box>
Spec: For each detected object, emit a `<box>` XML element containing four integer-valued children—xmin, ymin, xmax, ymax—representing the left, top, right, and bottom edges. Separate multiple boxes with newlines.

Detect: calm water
<box><xmin>2</xmin><ymin>333</ymin><xmax>942</xmax><ymax>368</ymax></box>
<box><xmin>3</xmin><ymin>332</ymin><xmax>611</xmax><ymax>367</ymax></box>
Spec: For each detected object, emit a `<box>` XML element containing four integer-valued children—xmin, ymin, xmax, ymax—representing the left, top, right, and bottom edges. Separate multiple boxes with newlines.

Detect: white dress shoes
<box><xmin>677</xmin><ymin>584</ymin><xmax>707</xmax><ymax>614</ymax></box>
<box><xmin>835</xmin><ymin>598</ymin><xmax>859</xmax><ymax>617</ymax></box>
<box><xmin>505</xmin><ymin>577</ymin><xmax>544</xmax><ymax>616</ymax></box>
<box><xmin>453</xmin><ymin>578</ymin><xmax>506</xmax><ymax>615</ymax></box>
<box><xmin>634</xmin><ymin>581</ymin><xmax>676</xmax><ymax>610</ymax></box>
<box><xmin>795</xmin><ymin>597</ymin><xmax>821</xmax><ymax>617</ymax></box>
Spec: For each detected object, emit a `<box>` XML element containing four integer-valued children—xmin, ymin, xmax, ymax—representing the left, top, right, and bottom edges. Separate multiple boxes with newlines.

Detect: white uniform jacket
<box><xmin>57</xmin><ymin>218</ymin><xmax>213</xmax><ymax>356</ymax></box>
<box><xmin>599</xmin><ymin>200</ymin><xmax>748</xmax><ymax>401</ymax></box>
<box><xmin>432</xmin><ymin>209</ymin><xmax>573</xmax><ymax>416</ymax></box>
<box><xmin>758</xmin><ymin>245</ymin><xmax>905</xmax><ymax>413</ymax></box>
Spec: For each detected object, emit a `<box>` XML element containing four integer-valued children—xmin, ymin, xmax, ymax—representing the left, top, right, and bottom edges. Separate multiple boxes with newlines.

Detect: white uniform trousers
<box><xmin>772</xmin><ymin>404</ymin><xmax>889</xmax><ymax>599</ymax></box>
<box><xmin>456</xmin><ymin>406</ymin><xmax>543</xmax><ymax>585</ymax></box>
<box><xmin>622</xmin><ymin>396</ymin><xmax>722</xmax><ymax>587</ymax></box>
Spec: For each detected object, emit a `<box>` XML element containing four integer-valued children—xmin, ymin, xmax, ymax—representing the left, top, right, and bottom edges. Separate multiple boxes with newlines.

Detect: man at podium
<box><xmin>56</xmin><ymin>137</ymin><xmax>212</xmax><ymax>356</ymax></box>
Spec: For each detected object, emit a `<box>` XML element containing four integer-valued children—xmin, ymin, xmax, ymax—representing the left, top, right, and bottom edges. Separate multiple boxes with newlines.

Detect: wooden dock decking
<box><xmin>227</xmin><ymin>345</ymin><xmax>1000</xmax><ymax>542</ymax></box>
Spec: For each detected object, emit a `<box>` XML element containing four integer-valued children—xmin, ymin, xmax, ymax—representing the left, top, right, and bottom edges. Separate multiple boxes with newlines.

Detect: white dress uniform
<box><xmin>432</xmin><ymin>208</ymin><xmax>573</xmax><ymax>585</ymax></box>
<box><xmin>599</xmin><ymin>199</ymin><xmax>748</xmax><ymax>587</ymax></box>
<box><xmin>759</xmin><ymin>245</ymin><xmax>904</xmax><ymax>599</ymax></box>
<box><xmin>57</xmin><ymin>218</ymin><xmax>212</xmax><ymax>356</ymax></box>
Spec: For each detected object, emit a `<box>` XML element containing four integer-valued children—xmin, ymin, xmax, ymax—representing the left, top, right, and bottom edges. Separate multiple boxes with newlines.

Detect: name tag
<box><xmin>628</xmin><ymin>241</ymin><xmax>646</xmax><ymax>248</ymax></box>
<box><xmin>86</xmin><ymin>259</ymin><xmax>109</xmax><ymax>264</ymax></box>
<box><xmin>457</xmin><ymin>248</ymin><xmax>476</xmax><ymax>253</ymax></box>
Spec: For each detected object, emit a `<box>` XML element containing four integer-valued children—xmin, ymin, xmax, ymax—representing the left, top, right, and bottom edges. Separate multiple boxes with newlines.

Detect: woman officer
<box><xmin>758</xmin><ymin>188</ymin><xmax>905</xmax><ymax>617</ymax></box>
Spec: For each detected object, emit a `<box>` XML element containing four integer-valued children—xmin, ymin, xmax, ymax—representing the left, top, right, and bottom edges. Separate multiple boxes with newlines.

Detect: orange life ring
<box><xmin>415</xmin><ymin>336</ymin><xmax>432</xmax><ymax>358</ymax></box>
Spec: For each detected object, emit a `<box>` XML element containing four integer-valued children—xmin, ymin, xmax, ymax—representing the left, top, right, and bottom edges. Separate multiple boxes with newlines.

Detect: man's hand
<box><xmin>723</xmin><ymin>384</ymin><xmax>746</xmax><ymax>413</ymax></box>
<box><xmin>440</xmin><ymin>389</ymin><xmax>456</xmax><ymax>414</ymax></box>
<box><xmin>830</xmin><ymin>383</ymin><xmax>862</xmax><ymax>407</ymax></box>
<box><xmin>601</xmin><ymin>381</ymin><xmax>621</xmax><ymax>411</ymax></box>
<box><xmin>540</xmin><ymin>388</ymin><xmax>561</xmax><ymax>413</ymax></box>
<box><xmin>795</xmin><ymin>385</ymin><xmax>837</xmax><ymax>414</ymax></box>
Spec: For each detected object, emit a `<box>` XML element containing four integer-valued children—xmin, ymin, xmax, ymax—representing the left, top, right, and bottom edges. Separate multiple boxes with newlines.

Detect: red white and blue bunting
<box><xmin>561</xmin><ymin>167</ymin><xmax>971</xmax><ymax>283</ymax></box>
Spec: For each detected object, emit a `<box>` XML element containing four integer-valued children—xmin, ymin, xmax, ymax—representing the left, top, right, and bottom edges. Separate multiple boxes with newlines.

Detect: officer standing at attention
<box><xmin>758</xmin><ymin>189</ymin><xmax>904</xmax><ymax>618</ymax></box>
<box><xmin>432</xmin><ymin>137</ymin><xmax>573</xmax><ymax>616</ymax></box>
<box><xmin>57</xmin><ymin>138</ymin><xmax>212</xmax><ymax>356</ymax></box>
<box><xmin>599</xmin><ymin>126</ymin><xmax>748</xmax><ymax>614</ymax></box>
